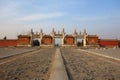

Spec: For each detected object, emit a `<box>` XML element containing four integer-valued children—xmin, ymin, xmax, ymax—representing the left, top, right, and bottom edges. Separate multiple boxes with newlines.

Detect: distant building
<box><xmin>0</xmin><ymin>29</ymin><xmax>119</xmax><ymax>48</ymax></box>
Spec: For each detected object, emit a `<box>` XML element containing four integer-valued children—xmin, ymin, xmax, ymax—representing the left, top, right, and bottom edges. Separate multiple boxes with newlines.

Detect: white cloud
<box><xmin>17</xmin><ymin>12</ymin><xmax>64</xmax><ymax>21</ymax></box>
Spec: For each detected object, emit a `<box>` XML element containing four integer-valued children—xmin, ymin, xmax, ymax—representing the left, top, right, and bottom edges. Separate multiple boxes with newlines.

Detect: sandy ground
<box><xmin>0</xmin><ymin>48</ymin><xmax>56</xmax><ymax>80</ymax></box>
<box><xmin>86</xmin><ymin>48</ymin><xmax>120</xmax><ymax>59</ymax></box>
<box><xmin>61</xmin><ymin>48</ymin><xmax>120</xmax><ymax>80</ymax></box>
<box><xmin>0</xmin><ymin>47</ymin><xmax>37</xmax><ymax>58</ymax></box>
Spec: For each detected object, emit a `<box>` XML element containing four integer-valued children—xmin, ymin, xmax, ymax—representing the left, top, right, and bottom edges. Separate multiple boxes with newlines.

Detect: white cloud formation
<box><xmin>17</xmin><ymin>12</ymin><xmax>64</xmax><ymax>21</ymax></box>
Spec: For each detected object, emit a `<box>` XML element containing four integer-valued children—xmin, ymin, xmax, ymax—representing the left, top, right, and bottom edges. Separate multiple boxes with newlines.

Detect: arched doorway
<box><xmin>32</xmin><ymin>38</ymin><xmax>40</xmax><ymax>46</ymax></box>
<box><xmin>55</xmin><ymin>38</ymin><xmax>62</xmax><ymax>47</ymax></box>
<box><xmin>77</xmin><ymin>38</ymin><xmax>83</xmax><ymax>47</ymax></box>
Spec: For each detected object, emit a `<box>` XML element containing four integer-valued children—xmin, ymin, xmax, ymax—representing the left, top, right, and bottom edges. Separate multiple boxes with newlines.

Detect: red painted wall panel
<box><xmin>99</xmin><ymin>40</ymin><xmax>118</xmax><ymax>47</ymax></box>
<box><xmin>0</xmin><ymin>36</ymin><xmax>30</xmax><ymax>47</ymax></box>
<box><xmin>64</xmin><ymin>37</ymin><xmax>75</xmax><ymax>45</ymax></box>
<box><xmin>0</xmin><ymin>40</ymin><xmax>17</xmax><ymax>47</ymax></box>
<box><xmin>17</xmin><ymin>37</ymin><xmax>30</xmax><ymax>45</ymax></box>
<box><xmin>42</xmin><ymin>37</ymin><xmax>52</xmax><ymax>45</ymax></box>
<box><xmin>86</xmin><ymin>35</ymin><xmax>99</xmax><ymax>45</ymax></box>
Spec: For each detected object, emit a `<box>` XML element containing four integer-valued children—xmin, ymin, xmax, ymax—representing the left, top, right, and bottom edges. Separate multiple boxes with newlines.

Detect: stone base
<box><xmin>16</xmin><ymin>45</ymin><xmax>32</xmax><ymax>47</ymax></box>
<box><xmin>62</xmin><ymin>45</ymin><xmax>77</xmax><ymax>48</ymax></box>
<box><xmin>40</xmin><ymin>45</ymin><xmax>54</xmax><ymax>48</ymax></box>
<box><xmin>86</xmin><ymin>45</ymin><xmax>100</xmax><ymax>48</ymax></box>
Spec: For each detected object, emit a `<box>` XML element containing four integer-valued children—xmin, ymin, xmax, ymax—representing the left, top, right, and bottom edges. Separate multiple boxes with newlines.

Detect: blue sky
<box><xmin>0</xmin><ymin>0</ymin><xmax>120</xmax><ymax>39</ymax></box>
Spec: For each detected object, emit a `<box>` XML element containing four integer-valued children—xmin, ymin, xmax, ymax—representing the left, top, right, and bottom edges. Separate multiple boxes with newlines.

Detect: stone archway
<box><xmin>32</xmin><ymin>39</ymin><xmax>40</xmax><ymax>46</ymax></box>
<box><xmin>54</xmin><ymin>38</ymin><xmax>62</xmax><ymax>47</ymax></box>
<box><xmin>29</xmin><ymin>28</ymin><xmax>87</xmax><ymax>47</ymax></box>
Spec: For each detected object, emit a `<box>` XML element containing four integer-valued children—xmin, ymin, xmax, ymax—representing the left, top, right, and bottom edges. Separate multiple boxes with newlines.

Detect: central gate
<box><xmin>29</xmin><ymin>28</ymin><xmax>87</xmax><ymax>47</ymax></box>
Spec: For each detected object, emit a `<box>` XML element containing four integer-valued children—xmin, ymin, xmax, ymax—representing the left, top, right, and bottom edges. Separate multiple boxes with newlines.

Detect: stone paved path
<box><xmin>0</xmin><ymin>48</ymin><xmax>56</xmax><ymax>80</ymax></box>
<box><xmin>0</xmin><ymin>47</ymin><xmax>120</xmax><ymax>80</ymax></box>
<box><xmin>61</xmin><ymin>48</ymin><xmax>120</xmax><ymax>80</ymax></box>
<box><xmin>86</xmin><ymin>48</ymin><xmax>120</xmax><ymax>59</ymax></box>
<box><xmin>0</xmin><ymin>47</ymin><xmax>36</xmax><ymax>59</ymax></box>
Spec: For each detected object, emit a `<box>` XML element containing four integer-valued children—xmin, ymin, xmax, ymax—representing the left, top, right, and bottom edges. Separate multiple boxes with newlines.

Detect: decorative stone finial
<box><xmin>40</xmin><ymin>29</ymin><xmax>43</xmax><ymax>33</ymax></box>
<box><xmin>74</xmin><ymin>29</ymin><xmax>77</xmax><ymax>35</ymax></box>
<box><xmin>31</xmin><ymin>29</ymin><xmax>34</xmax><ymax>34</ymax></box>
<box><xmin>79</xmin><ymin>31</ymin><xmax>81</xmax><ymax>34</ymax></box>
<box><xmin>36</xmin><ymin>31</ymin><xmax>38</xmax><ymax>35</ymax></box>
<box><xmin>84</xmin><ymin>29</ymin><xmax>87</xmax><ymax>35</ymax></box>
<box><xmin>52</xmin><ymin>28</ymin><xmax>55</xmax><ymax>33</ymax></box>
<box><xmin>58</xmin><ymin>30</ymin><xmax>60</xmax><ymax>34</ymax></box>
<box><xmin>62</xmin><ymin>28</ymin><xmax>64</xmax><ymax>33</ymax></box>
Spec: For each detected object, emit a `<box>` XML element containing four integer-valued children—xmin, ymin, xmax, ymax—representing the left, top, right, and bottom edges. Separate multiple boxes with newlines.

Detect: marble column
<box><xmin>62</xmin><ymin>36</ymin><xmax>64</xmax><ymax>47</ymax></box>
<box><xmin>83</xmin><ymin>29</ymin><xmax>87</xmax><ymax>47</ymax></box>
<box><xmin>40</xmin><ymin>29</ymin><xmax>43</xmax><ymax>46</ymax></box>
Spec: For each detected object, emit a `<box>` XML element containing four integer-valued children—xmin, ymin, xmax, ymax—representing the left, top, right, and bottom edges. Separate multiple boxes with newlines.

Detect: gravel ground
<box><xmin>86</xmin><ymin>48</ymin><xmax>120</xmax><ymax>59</ymax></box>
<box><xmin>61</xmin><ymin>48</ymin><xmax>120</xmax><ymax>80</ymax></box>
<box><xmin>0</xmin><ymin>47</ymin><xmax>37</xmax><ymax>59</ymax></box>
<box><xmin>0</xmin><ymin>48</ymin><xmax>56</xmax><ymax>80</ymax></box>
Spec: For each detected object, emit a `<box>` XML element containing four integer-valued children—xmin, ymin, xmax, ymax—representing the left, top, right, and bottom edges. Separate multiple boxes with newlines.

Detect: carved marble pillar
<box><xmin>83</xmin><ymin>36</ymin><xmax>86</xmax><ymax>47</ymax></box>
<box><xmin>30</xmin><ymin>29</ymin><xmax>34</xmax><ymax>46</ymax></box>
<box><xmin>73</xmin><ymin>29</ymin><xmax>77</xmax><ymax>46</ymax></box>
<box><xmin>52</xmin><ymin>36</ymin><xmax>55</xmax><ymax>46</ymax></box>
<box><xmin>83</xmin><ymin>29</ymin><xmax>87</xmax><ymax>47</ymax></box>
<box><xmin>62</xmin><ymin>36</ymin><xmax>64</xmax><ymax>47</ymax></box>
<box><xmin>74</xmin><ymin>36</ymin><xmax>77</xmax><ymax>45</ymax></box>
<box><xmin>50</xmin><ymin>28</ymin><xmax>56</xmax><ymax>46</ymax></box>
<box><xmin>40</xmin><ymin>29</ymin><xmax>43</xmax><ymax>46</ymax></box>
<box><xmin>62</xmin><ymin>28</ymin><xmax>65</xmax><ymax>47</ymax></box>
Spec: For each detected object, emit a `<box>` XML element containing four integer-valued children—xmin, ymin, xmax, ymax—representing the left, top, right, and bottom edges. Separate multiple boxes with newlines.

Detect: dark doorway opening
<box><xmin>32</xmin><ymin>39</ymin><xmax>40</xmax><ymax>46</ymax></box>
<box><xmin>77</xmin><ymin>39</ymin><xmax>83</xmax><ymax>47</ymax></box>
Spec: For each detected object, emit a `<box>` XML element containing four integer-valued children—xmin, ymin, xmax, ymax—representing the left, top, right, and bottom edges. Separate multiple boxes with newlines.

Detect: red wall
<box><xmin>42</xmin><ymin>36</ymin><xmax>53</xmax><ymax>45</ymax></box>
<box><xmin>0</xmin><ymin>40</ymin><xmax>17</xmax><ymax>47</ymax></box>
<box><xmin>0</xmin><ymin>36</ymin><xmax>30</xmax><ymax>47</ymax></box>
<box><xmin>99</xmin><ymin>39</ymin><xmax>118</xmax><ymax>47</ymax></box>
<box><xmin>86</xmin><ymin>35</ymin><xmax>99</xmax><ymax>45</ymax></box>
<box><xmin>64</xmin><ymin>36</ymin><xmax>75</xmax><ymax>45</ymax></box>
<box><xmin>17</xmin><ymin>37</ymin><xmax>30</xmax><ymax>45</ymax></box>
